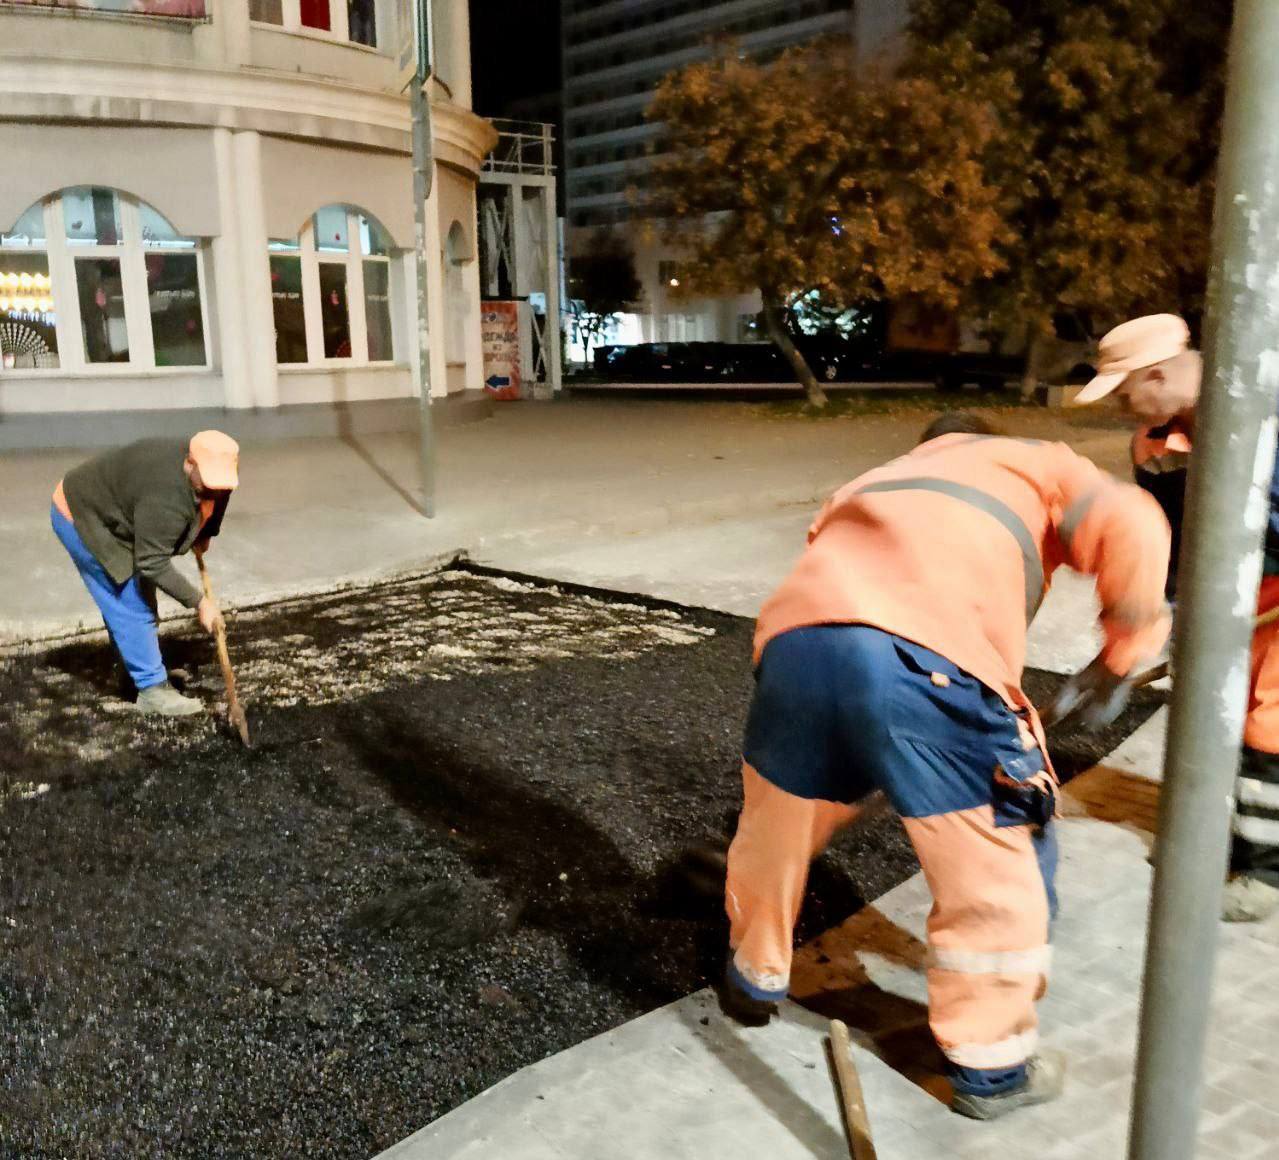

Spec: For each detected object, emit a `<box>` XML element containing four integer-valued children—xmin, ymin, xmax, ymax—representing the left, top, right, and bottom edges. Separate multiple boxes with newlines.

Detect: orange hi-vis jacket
<box><xmin>754</xmin><ymin>434</ymin><xmax>1172</xmax><ymax>722</ymax></box>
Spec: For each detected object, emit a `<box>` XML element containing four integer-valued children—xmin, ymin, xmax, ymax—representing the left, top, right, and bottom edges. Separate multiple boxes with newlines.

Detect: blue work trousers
<box><xmin>51</xmin><ymin>504</ymin><xmax>167</xmax><ymax>692</ymax></box>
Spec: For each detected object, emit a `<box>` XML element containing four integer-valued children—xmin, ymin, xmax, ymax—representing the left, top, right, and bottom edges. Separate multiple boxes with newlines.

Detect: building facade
<box><xmin>0</xmin><ymin>0</ymin><xmax>496</xmax><ymax>436</ymax></box>
<box><xmin>560</xmin><ymin>0</ymin><xmax>909</xmax><ymax>348</ymax></box>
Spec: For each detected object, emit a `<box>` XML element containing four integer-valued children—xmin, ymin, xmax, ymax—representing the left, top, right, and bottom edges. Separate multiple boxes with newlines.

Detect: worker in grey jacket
<box><xmin>50</xmin><ymin>432</ymin><xmax>239</xmax><ymax>716</ymax></box>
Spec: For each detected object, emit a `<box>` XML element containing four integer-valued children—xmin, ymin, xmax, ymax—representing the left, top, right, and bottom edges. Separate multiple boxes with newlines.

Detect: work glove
<box><xmin>1044</xmin><ymin>654</ymin><xmax>1134</xmax><ymax>731</ymax></box>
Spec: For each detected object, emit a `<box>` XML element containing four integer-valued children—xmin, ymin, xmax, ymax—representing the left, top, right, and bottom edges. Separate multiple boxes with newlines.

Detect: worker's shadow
<box><xmin>792</xmin><ymin>909</ymin><xmax>948</xmax><ymax>1104</ymax></box>
<box><xmin>41</xmin><ymin>638</ymin><xmax>122</xmax><ymax>698</ymax></box>
<box><xmin>41</xmin><ymin>629</ymin><xmax>212</xmax><ymax>704</ymax></box>
<box><xmin>335</xmin><ymin>701</ymin><xmax>710</xmax><ymax>1008</ymax></box>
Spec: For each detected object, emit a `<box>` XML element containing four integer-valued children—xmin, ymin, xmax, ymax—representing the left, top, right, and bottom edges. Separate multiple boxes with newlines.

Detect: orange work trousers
<box><xmin>1235</xmin><ymin>575</ymin><xmax>1279</xmax><ymax>868</ymax></box>
<box><xmin>726</xmin><ymin>762</ymin><xmax>1052</xmax><ymax>1077</ymax></box>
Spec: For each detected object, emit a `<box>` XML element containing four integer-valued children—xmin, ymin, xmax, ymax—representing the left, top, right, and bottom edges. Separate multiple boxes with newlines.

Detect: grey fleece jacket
<box><xmin>61</xmin><ymin>437</ymin><xmax>229</xmax><ymax>608</ymax></box>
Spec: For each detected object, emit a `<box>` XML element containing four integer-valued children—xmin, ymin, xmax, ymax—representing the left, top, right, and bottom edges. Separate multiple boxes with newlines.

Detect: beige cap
<box><xmin>1074</xmin><ymin>314</ymin><xmax>1191</xmax><ymax>405</ymax></box>
<box><xmin>189</xmin><ymin>430</ymin><xmax>239</xmax><ymax>490</ymax></box>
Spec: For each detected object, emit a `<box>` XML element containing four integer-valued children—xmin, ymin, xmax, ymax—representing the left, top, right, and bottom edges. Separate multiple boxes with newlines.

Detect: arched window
<box><xmin>267</xmin><ymin>206</ymin><xmax>397</xmax><ymax>366</ymax></box>
<box><xmin>444</xmin><ymin>220</ymin><xmax>468</xmax><ymax>366</ymax></box>
<box><xmin>0</xmin><ymin>188</ymin><xmax>208</xmax><ymax>374</ymax></box>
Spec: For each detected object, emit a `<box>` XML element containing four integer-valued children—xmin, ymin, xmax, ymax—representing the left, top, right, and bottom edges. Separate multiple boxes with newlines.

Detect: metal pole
<box><xmin>1129</xmin><ymin>4</ymin><xmax>1279</xmax><ymax>1157</ymax></box>
<box><xmin>410</xmin><ymin>0</ymin><xmax>436</xmax><ymax>518</ymax></box>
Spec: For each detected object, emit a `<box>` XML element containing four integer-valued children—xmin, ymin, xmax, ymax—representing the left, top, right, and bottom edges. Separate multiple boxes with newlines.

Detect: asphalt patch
<box><xmin>0</xmin><ymin>565</ymin><xmax>1163</xmax><ymax>1158</ymax></box>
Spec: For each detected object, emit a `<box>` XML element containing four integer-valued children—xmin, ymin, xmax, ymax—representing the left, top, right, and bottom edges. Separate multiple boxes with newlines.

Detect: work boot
<box><xmin>134</xmin><ymin>683</ymin><xmax>204</xmax><ymax>717</ymax></box>
<box><xmin>718</xmin><ymin>982</ymin><xmax>778</xmax><ymax>1027</ymax></box>
<box><xmin>951</xmin><ymin>1051</ymin><xmax>1066</xmax><ymax>1121</ymax></box>
<box><xmin>1222</xmin><ymin>875</ymin><xmax>1279</xmax><ymax>923</ymax></box>
<box><xmin>719</xmin><ymin>961</ymin><xmax>781</xmax><ymax>1027</ymax></box>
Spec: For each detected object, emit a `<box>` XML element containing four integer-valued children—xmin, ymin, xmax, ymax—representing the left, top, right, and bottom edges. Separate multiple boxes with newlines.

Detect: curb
<box><xmin>0</xmin><ymin>548</ymin><xmax>471</xmax><ymax>656</ymax></box>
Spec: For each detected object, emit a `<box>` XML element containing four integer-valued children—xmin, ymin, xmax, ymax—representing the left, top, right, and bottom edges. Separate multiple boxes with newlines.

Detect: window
<box><xmin>266</xmin><ymin>207</ymin><xmax>399</xmax><ymax>366</ymax></box>
<box><xmin>314</xmin><ymin>205</ymin><xmax>349</xmax><ymax>254</ymax></box>
<box><xmin>300</xmin><ymin>0</ymin><xmax>330</xmax><ymax>29</ymax></box>
<box><xmin>63</xmin><ymin>187</ymin><xmax>122</xmax><ymax>247</ymax></box>
<box><xmin>0</xmin><ymin>252</ymin><xmax>58</xmax><ymax>371</ymax></box>
<box><xmin>0</xmin><ymin>188</ymin><xmax>209</xmax><ymax>376</ymax></box>
<box><xmin>360</xmin><ymin>215</ymin><xmax>394</xmax><ymax>362</ymax></box>
<box><xmin>269</xmin><ymin>251</ymin><xmax>308</xmax><ymax>364</ymax></box>
<box><xmin>362</xmin><ymin>261</ymin><xmax>393</xmax><ymax>362</ymax></box>
<box><xmin>76</xmin><ymin>257</ymin><xmax>129</xmax><ymax>363</ymax></box>
<box><xmin>139</xmin><ymin>205</ymin><xmax>205</xmax><ymax>366</ymax></box>
<box><xmin>347</xmin><ymin>0</ymin><xmax>375</xmax><ymax>46</ymax></box>
<box><xmin>146</xmin><ymin>253</ymin><xmax>206</xmax><ymax>367</ymax></box>
<box><xmin>318</xmin><ymin>264</ymin><xmax>350</xmax><ymax>357</ymax></box>
<box><xmin>251</xmin><ymin>0</ymin><xmax>378</xmax><ymax>47</ymax></box>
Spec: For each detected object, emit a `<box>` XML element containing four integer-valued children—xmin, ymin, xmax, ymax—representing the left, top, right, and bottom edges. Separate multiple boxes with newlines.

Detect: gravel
<box><xmin>0</xmin><ymin>564</ymin><xmax>1162</xmax><ymax>1158</ymax></box>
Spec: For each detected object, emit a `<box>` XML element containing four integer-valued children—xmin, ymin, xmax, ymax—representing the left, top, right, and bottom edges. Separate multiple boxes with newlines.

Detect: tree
<box><xmin>567</xmin><ymin>233</ymin><xmax>642</xmax><ymax>368</ymax></box>
<box><xmin>647</xmin><ymin>43</ymin><xmax>1007</xmax><ymax>407</ymax></box>
<box><xmin>904</xmin><ymin>0</ymin><xmax>1231</xmax><ymax>382</ymax></box>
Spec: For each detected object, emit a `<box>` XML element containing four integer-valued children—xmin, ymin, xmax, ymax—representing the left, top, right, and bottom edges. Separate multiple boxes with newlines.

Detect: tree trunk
<box><xmin>1020</xmin><ymin>323</ymin><xmax>1095</xmax><ymax>401</ymax></box>
<box><xmin>1020</xmin><ymin>326</ymin><xmax>1049</xmax><ymax>401</ymax></box>
<box><xmin>762</xmin><ymin>298</ymin><xmax>827</xmax><ymax>408</ymax></box>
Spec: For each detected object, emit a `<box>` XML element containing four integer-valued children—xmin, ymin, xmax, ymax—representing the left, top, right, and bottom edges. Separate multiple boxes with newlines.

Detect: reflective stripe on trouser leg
<box><xmin>903</xmin><ymin>807</ymin><xmax>1051</xmax><ymax>1075</ymax></box>
<box><xmin>1232</xmin><ymin>749</ymin><xmax>1279</xmax><ymax>871</ymax></box>
<box><xmin>725</xmin><ymin>761</ymin><xmax>861</xmax><ymax>1000</ymax></box>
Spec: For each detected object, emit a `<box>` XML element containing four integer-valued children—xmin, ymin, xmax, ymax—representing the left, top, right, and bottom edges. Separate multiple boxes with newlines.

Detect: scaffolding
<box><xmin>479</xmin><ymin>119</ymin><xmax>562</xmax><ymax>396</ymax></box>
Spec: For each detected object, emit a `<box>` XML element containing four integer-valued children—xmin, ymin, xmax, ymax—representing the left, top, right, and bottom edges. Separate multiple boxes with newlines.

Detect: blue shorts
<box><xmin>743</xmin><ymin>624</ymin><xmax>1051</xmax><ymax>828</ymax></box>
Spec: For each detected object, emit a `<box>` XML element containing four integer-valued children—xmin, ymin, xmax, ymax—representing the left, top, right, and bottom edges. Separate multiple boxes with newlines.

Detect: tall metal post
<box><xmin>1129</xmin><ymin>4</ymin><xmax>1279</xmax><ymax>1157</ymax></box>
<box><xmin>410</xmin><ymin>0</ymin><xmax>436</xmax><ymax>517</ymax></box>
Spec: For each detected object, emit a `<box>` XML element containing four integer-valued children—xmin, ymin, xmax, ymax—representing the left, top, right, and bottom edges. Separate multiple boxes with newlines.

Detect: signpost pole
<box><xmin>410</xmin><ymin>0</ymin><xmax>435</xmax><ymax>517</ymax></box>
<box><xmin>1128</xmin><ymin>3</ymin><xmax>1279</xmax><ymax>1156</ymax></box>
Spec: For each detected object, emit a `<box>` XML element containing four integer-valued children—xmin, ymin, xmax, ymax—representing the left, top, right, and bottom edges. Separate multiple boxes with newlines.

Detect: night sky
<box><xmin>469</xmin><ymin>0</ymin><xmax>562</xmax><ymax>119</ymax></box>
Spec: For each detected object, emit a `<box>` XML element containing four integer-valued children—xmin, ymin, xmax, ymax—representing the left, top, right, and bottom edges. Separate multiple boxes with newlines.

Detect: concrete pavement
<box><xmin>0</xmin><ymin>395</ymin><xmax>1130</xmax><ymax>645</ymax></box>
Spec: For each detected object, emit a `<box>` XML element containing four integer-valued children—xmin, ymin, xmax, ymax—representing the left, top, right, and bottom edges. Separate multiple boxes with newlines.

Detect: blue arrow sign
<box><xmin>487</xmin><ymin>375</ymin><xmax>510</xmax><ymax>388</ymax></box>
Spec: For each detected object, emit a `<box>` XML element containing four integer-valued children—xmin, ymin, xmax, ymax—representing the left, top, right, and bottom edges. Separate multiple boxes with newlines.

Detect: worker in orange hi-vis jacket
<box><xmin>722</xmin><ymin>413</ymin><xmax>1170</xmax><ymax>1121</ymax></box>
<box><xmin>1073</xmin><ymin>314</ymin><xmax>1279</xmax><ymax>923</ymax></box>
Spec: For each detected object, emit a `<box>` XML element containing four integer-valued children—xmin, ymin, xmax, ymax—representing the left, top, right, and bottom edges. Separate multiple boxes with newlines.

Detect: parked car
<box><xmin>594</xmin><ymin>336</ymin><xmax>1034</xmax><ymax>390</ymax></box>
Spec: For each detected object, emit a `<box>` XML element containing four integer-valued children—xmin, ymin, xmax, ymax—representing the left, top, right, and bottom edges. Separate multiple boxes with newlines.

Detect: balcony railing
<box><xmin>482</xmin><ymin>119</ymin><xmax>556</xmax><ymax>178</ymax></box>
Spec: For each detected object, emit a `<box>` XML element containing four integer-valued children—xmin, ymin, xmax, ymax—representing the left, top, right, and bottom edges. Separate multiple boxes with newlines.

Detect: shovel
<box><xmin>195</xmin><ymin>549</ymin><xmax>251</xmax><ymax>748</ymax></box>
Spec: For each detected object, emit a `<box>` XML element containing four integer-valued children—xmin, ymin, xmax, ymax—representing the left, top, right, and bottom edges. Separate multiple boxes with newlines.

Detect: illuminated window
<box><xmin>267</xmin><ymin>207</ymin><xmax>399</xmax><ymax>366</ymax></box>
<box><xmin>0</xmin><ymin>189</ymin><xmax>209</xmax><ymax>375</ymax></box>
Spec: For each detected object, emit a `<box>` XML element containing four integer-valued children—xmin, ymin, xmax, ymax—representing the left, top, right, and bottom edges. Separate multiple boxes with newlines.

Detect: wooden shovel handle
<box><xmin>1128</xmin><ymin>603</ymin><xmax>1279</xmax><ymax>691</ymax></box>
<box><xmin>195</xmin><ymin>550</ymin><xmax>248</xmax><ymax>744</ymax></box>
<box><xmin>829</xmin><ymin>1019</ymin><xmax>877</xmax><ymax>1160</ymax></box>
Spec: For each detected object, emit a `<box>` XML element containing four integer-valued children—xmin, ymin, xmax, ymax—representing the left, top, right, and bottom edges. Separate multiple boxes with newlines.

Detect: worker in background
<box><xmin>50</xmin><ymin>432</ymin><xmax>239</xmax><ymax>716</ymax></box>
<box><xmin>1073</xmin><ymin>315</ymin><xmax>1279</xmax><ymax>922</ymax></box>
<box><xmin>723</xmin><ymin>413</ymin><xmax>1170</xmax><ymax>1120</ymax></box>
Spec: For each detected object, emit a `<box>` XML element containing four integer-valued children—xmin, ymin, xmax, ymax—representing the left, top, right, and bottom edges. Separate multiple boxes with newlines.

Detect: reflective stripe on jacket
<box><xmin>754</xmin><ymin>434</ymin><xmax>1172</xmax><ymax>719</ymax></box>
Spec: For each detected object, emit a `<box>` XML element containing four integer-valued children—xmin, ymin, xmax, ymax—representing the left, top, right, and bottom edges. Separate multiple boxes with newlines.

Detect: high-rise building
<box><xmin>561</xmin><ymin>0</ymin><xmax>909</xmax><ymax>348</ymax></box>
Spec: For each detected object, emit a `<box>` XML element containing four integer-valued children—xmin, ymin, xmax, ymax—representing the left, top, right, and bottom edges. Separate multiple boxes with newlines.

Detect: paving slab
<box><xmin>377</xmin><ymin>780</ymin><xmax>1279</xmax><ymax>1160</ymax></box>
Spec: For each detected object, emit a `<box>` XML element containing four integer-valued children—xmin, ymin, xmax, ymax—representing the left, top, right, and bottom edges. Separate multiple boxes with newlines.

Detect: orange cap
<box><xmin>1074</xmin><ymin>314</ymin><xmax>1191</xmax><ymax>404</ymax></box>
<box><xmin>189</xmin><ymin>430</ymin><xmax>239</xmax><ymax>490</ymax></box>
